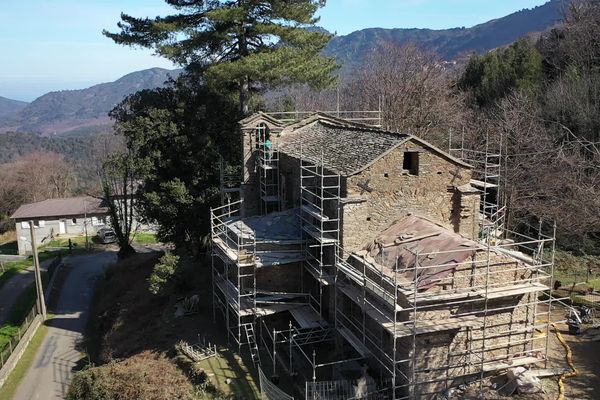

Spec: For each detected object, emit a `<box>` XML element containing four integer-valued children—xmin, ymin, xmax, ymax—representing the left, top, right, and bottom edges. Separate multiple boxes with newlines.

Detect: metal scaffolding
<box><xmin>219</xmin><ymin>156</ymin><xmax>242</xmax><ymax>206</ymax></box>
<box><xmin>210</xmin><ymin>200</ymin><xmax>258</xmax><ymax>352</ymax></box>
<box><xmin>449</xmin><ymin>129</ymin><xmax>506</xmax><ymax>239</ymax></box>
<box><xmin>332</xmin><ymin>222</ymin><xmax>557</xmax><ymax>399</ymax></box>
<box><xmin>257</xmin><ymin>125</ymin><xmax>281</xmax><ymax>214</ymax></box>
<box><xmin>300</xmin><ymin>148</ymin><xmax>341</xmax><ymax>317</ymax></box>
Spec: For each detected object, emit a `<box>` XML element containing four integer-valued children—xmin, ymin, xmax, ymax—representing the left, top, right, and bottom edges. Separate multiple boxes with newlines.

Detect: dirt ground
<box><xmin>541</xmin><ymin>305</ymin><xmax>600</xmax><ymax>400</ymax></box>
<box><xmin>84</xmin><ymin>251</ymin><xmax>259</xmax><ymax>399</ymax></box>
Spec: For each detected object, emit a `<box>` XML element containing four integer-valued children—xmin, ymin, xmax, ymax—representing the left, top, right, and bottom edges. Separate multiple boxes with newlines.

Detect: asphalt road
<box><xmin>12</xmin><ymin>251</ymin><xmax>116</xmax><ymax>400</ymax></box>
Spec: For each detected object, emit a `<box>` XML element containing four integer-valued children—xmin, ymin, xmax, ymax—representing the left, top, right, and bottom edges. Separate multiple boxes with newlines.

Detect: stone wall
<box><xmin>342</xmin><ymin>141</ymin><xmax>474</xmax><ymax>252</ymax></box>
<box><xmin>256</xmin><ymin>262</ymin><xmax>302</xmax><ymax>293</ymax></box>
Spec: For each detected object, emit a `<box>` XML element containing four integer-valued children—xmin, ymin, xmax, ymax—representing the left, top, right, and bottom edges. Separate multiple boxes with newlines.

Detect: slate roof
<box><xmin>241</xmin><ymin>112</ymin><xmax>472</xmax><ymax>176</ymax></box>
<box><xmin>278</xmin><ymin>121</ymin><xmax>411</xmax><ymax>176</ymax></box>
<box><xmin>11</xmin><ymin>196</ymin><xmax>108</xmax><ymax>220</ymax></box>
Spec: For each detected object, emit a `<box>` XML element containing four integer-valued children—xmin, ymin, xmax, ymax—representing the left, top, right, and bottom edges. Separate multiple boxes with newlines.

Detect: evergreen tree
<box><xmin>109</xmin><ymin>73</ymin><xmax>240</xmax><ymax>251</ymax></box>
<box><xmin>459</xmin><ymin>39</ymin><xmax>543</xmax><ymax>107</ymax></box>
<box><xmin>103</xmin><ymin>0</ymin><xmax>337</xmax><ymax>114</ymax></box>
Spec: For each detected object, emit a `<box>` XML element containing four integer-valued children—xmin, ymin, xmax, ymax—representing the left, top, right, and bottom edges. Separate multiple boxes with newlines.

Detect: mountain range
<box><xmin>0</xmin><ymin>96</ymin><xmax>28</xmax><ymax>118</ymax></box>
<box><xmin>0</xmin><ymin>68</ymin><xmax>180</xmax><ymax>135</ymax></box>
<box><xmin>0</xmin><ymin>0</ymin><xmax>565</xmax><ymax>136</ymax></box>
<box><xmin>325</xmin><ymin>0</ymin><xmax>565</xmax><ymax>72</ymax></box>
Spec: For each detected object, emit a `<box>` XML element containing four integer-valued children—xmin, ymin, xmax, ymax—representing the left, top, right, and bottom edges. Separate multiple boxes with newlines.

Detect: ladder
<box><xmin>242</xmin><ymin>323</ymin><xmax>261</xmax><ymax>368</ymax></box>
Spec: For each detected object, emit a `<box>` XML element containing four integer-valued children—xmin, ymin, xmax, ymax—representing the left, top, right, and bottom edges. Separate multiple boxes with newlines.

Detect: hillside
<box><xmin>0</xmin><ymin>68</ymin><xmax>181</xmax><ymax>135</ymax></box>
<box><xmin>0</xmin><ymin>96</ymin><xmax>28</xmax><ymax>118</ymax></box>
<box><xmin>0</xmin><ymin>1</ymin><xmax>565</xmax><ymax>135</ymax></box>
<box><xmin>325</xmin><ymin>0</ymin><xmax>565</xmax><ymax>71</ymax></box>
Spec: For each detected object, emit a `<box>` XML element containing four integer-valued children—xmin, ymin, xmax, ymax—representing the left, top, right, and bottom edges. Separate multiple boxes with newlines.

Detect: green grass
<box><xmin>0</xmin><ymin>249</ymin><xmax>63</xmax><ymax>291</ymax></box>
<box><xmin>553</xmin><ymin>249</ymin><xmax>600</xmax><ymax>286</ymax></box>
<box><xmin>132</xmin><ymin>232</ymin><xmax>158</xmax><ymax>245</ymax></box>
<box><xmin>46</xmin><ymin>236</ymin><xmax>88</xmax><ymax>248</ymax></box>
<box><xmin>0</xmin><ymin>321</ymin><xmax>49</xmax><ymax>399</ymax></box>
<box><xmin>0</xmin><ymin>284</ymin><xmax>38</xmax><ymax>355</ymax></box>
<box><xmin>196</xmin><ymin>349</ymin><xmax>259</xmax><ymax>398</ymax></box>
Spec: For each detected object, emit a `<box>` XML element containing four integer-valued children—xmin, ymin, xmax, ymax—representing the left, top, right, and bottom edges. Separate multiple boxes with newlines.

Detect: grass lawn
<box><xmin>0</xmin><ymin>283</ymin><xmax>38</xmax><ymax>355</ymax></box>
<box><xmin>553</xmin><ymin>250</ymin><xmax>600</xmax><ymax>287</ymax></box>
<box><xmin>46</xmin><ymin>236</ymin><xmax>89</xmax><ymax>248</ymax></box>
<box><xmin>132</xmin><ymin>232</ymin><xmax>158</xmax><ymax>245</ymax></box>
<box><xmin>0</xmin><ymin>321</ymin><xmax>49</xmax><ymax>399</ymax></box>
<box><xmin>197</xmin><ymin>349</ymin><xmax>260</xmax><ymax>398</ymax></box>
<box><xmin>0</xmin><ymin>249</ymin><xmax>63</xmax><ymax>291</ymax></box>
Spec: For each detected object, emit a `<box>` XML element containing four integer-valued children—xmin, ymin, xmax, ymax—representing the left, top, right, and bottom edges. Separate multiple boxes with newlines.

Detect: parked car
<box><xmin>97</xmin><ymin>227</ymin><xmax>117</xmax><ymax>244</ymax></box>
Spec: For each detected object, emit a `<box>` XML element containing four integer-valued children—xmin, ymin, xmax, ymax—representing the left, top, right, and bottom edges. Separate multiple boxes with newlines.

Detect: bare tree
<box><xmin>101</xmin><ymin>151</ymin><xmax>138</xmax><ymax>258</ymax></box>
<box><xmin>343</xmin><ymin>42</ymin><xmax>469</xmax><ymax>144</ymax></box>
<box><xmin>0</xmin><ymin>151</ymin><xmax>74</xmax><ymax>217</ymax></box>
<box><xmin>476</xmin><ymin>90</ymin><xmax>600</xmax><ymax>250</ymax></box>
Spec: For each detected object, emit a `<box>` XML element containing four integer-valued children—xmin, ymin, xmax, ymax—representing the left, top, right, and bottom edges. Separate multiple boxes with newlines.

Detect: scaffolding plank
<box><xmin>482</xmin><ymin>356</ymin><xmax>541</xmax><ymax>372</ymax></box>
<box><xmin>301</xmin><ymin>203</ymin><xmax>329</xmax><ymax>221</ymax></box>
<box><xmin>213</xmin><ymin>238</ymin><xmax>254</xmax><ymax>266</ymax></box>
<box><xmin>303</xmin><ymin>225</ymin><xmax>337</xmax><ymax>244</ymax></box>
<box><xmin>338</xmin><ymin>283</ymin><xmax>399</xmax><ymax>336</ymax></box>
<box><xmin>338</xmin><ymin>326</ymin><xmax>371</xmax><ymax>357</ymax></box>
<box><xmin>339</xmin><ymin>281</ymin><xmax>483</xmax><ymax>336</ymax></box>
<box><xmin>483</xmin><ymin>283</ymin><xmax>549</xmax><ymax>300</ymax></box>
<box><xmin>470</xmin><ymin>179</ymin><xmax>498</xmax><ymax>189</ymax></box>
<box><xmin>290</xmin><ymin>306</ymin><xmax>328</xmax><ymax>329</ymax></box>
<box><xmin>410</xmin><ymin>283</ymin><xmax>548</xmax><ymax>304</ymax></box>
<box><xmin>304</xmin><ymin>263</ymin><xmax>334</xmax><ymax>285</ymax></box>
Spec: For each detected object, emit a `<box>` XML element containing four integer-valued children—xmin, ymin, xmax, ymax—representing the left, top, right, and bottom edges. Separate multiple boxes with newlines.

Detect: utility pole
<box><xmin>29</xmin><ymin>221</ymin><xmax>47</xmax><ymax>320</ymax></box>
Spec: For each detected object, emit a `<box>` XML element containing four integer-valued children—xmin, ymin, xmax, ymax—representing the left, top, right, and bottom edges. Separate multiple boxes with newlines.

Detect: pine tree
<box><xmin>103</xmin><ymin>0</ymin><xmax>337</xmax><ymax>114</ymax></box>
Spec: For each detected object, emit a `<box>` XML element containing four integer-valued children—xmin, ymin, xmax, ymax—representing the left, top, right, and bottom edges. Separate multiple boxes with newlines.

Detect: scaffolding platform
<box><xmin>482</xmin><ymin>356</ymin><xmax>542</xmax><ymax>372</ymax></box>
<box><xmin>304</xmin><ymin>263</ymin><xmax>335</xmax><ymax>285</ymax></box>
<box><xmin>408</xmin><ymin>282</ymin><xmax>549</xmax><ymax>304</ymax></box>
<box><xmin>291</xmin><ymin>305</ymin><xmax>328</xmax><ymax>329</ymax></box>
<box><xmin>483</xmin><ymin>282</ymin><xmax>549</xmax><ymax>300</ymax></box>
<box><xmin>338</xmin><ymin>326</ymin><xmax>371</xmax><ymax>357</ymax></box>
<box><xmin>303</xmin><ymin>225</ymin><xmax>337</xmax><ymax>244</ymax></box>
<box><xmin>470</xmin><ymin>179</ymin><xmax>498</xmax><ymax>189</ymax></box>
<box><xmin>213</xmin><ymin>237</ymin><xmax>255</xmax><ymax>266</ymax></box>
<box><xmin>301</xmin><ymin>203</ymin><xmax>330</xmax><ymax>221</ymax></box>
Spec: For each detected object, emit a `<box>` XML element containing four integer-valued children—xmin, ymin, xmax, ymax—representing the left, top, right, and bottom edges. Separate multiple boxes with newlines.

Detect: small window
<box><xmin>33</xmin><ymin>220</ymin><xmax>44</xmax><ymax>228</ymax></box>
<box><xmin>71</xmin><ymin>218</ymin><xmax>77</xmax><ymax>225</ymax></box>
<box><xmin>403</xmin><ymin>152</ymin><xmax>419</xmax><ymax>176</ymax></box>
<box><xmin>21</xmin><ymin>221</ymin><xmax>30</xmax><ymax>229</ymax></box>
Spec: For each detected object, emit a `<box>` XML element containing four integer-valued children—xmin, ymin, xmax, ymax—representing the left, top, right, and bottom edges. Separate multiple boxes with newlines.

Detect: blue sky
<box><xmin>0</xmin><ymin>0</ymin><xmax>549</xmax><ymax>102</ymax></box>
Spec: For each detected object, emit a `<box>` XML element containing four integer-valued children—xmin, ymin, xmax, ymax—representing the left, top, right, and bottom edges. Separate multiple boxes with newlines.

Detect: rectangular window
<box><xmin>403</xmin><ymin>152</ymin><xmax>419</xmax><ymax>176</ymax></box>
<box><xmin>91</xmin><ymin>216</ymin><xmax>98</xmax><ymax>225</ymax></box>
<box><xmin>21</xmin><ymin>221</ymin><xmax>30</xmax><ymax>229</ymax></box>
<box><xmin>33</xmin><ymin>220</ymin><xmax>44</xmax><ymax>228</ymax></box>
<box><xmin>71</xmin><ymin>218</ymin><xmax>77</xmax><ymax>225</ymax></box>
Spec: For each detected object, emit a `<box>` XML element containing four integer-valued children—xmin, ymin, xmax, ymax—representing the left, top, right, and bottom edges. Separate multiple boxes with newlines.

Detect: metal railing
<box><xmin>0</xmin><ymin>303</ymin><xmax>38</xmax><ymax>370</ymax></box>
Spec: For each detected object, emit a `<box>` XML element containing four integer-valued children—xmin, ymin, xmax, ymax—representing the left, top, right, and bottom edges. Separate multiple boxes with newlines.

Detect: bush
<box><xmin>67</xmin><ymin>352</ymin><xmax>195</xmax><ymax>400</ymax></box>
<box><xmin>148</xmin><ymin>253</ymin><xmax>180</xmax><ymax>296</ymax></box>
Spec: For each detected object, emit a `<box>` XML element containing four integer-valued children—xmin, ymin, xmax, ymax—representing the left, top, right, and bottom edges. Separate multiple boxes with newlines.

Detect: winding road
<box><xmin>12</xmin><ymin>251</ymin><xmax>116</xmax><ymax>400</ymax></box>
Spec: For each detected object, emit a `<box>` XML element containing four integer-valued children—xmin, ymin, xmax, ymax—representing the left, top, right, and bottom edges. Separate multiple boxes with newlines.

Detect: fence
<box><xmin>259</xmin><ymin>367</ymin><xmax>294</xmax><ymax>400</ymax></box>
<box><xmin>0</xmin><ymin>303</ymin><xmax>38</xmax><ymax>370</ymax></box>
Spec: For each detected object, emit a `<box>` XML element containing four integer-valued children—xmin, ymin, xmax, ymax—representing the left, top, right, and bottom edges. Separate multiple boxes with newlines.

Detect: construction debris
<box><xmin>174</xmin><ymin>294</ymin><xmax>200</xmax><ymax>317</ymax></box>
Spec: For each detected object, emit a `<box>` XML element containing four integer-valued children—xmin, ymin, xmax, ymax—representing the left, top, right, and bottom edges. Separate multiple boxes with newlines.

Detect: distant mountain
<box><xmin>325</xmin><ymin>0</ymin><xmax>566</xmax><ymax>72</ymax></box>
<box><xmin>0</xmin><ymin>67</ymin><xmax>181</xmax><ymax>135</ymax></box>
<box><xmin>0</xmin><ymin>96</ymin><xmax>28</xmax><ymax>118</ymax></box>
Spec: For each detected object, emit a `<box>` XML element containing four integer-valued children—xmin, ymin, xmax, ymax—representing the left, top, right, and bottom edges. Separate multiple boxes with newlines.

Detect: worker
<box><xmin>265</xmin><ymin>137</ymin><xmax>273</xmax><ymax>160</ymax></box>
